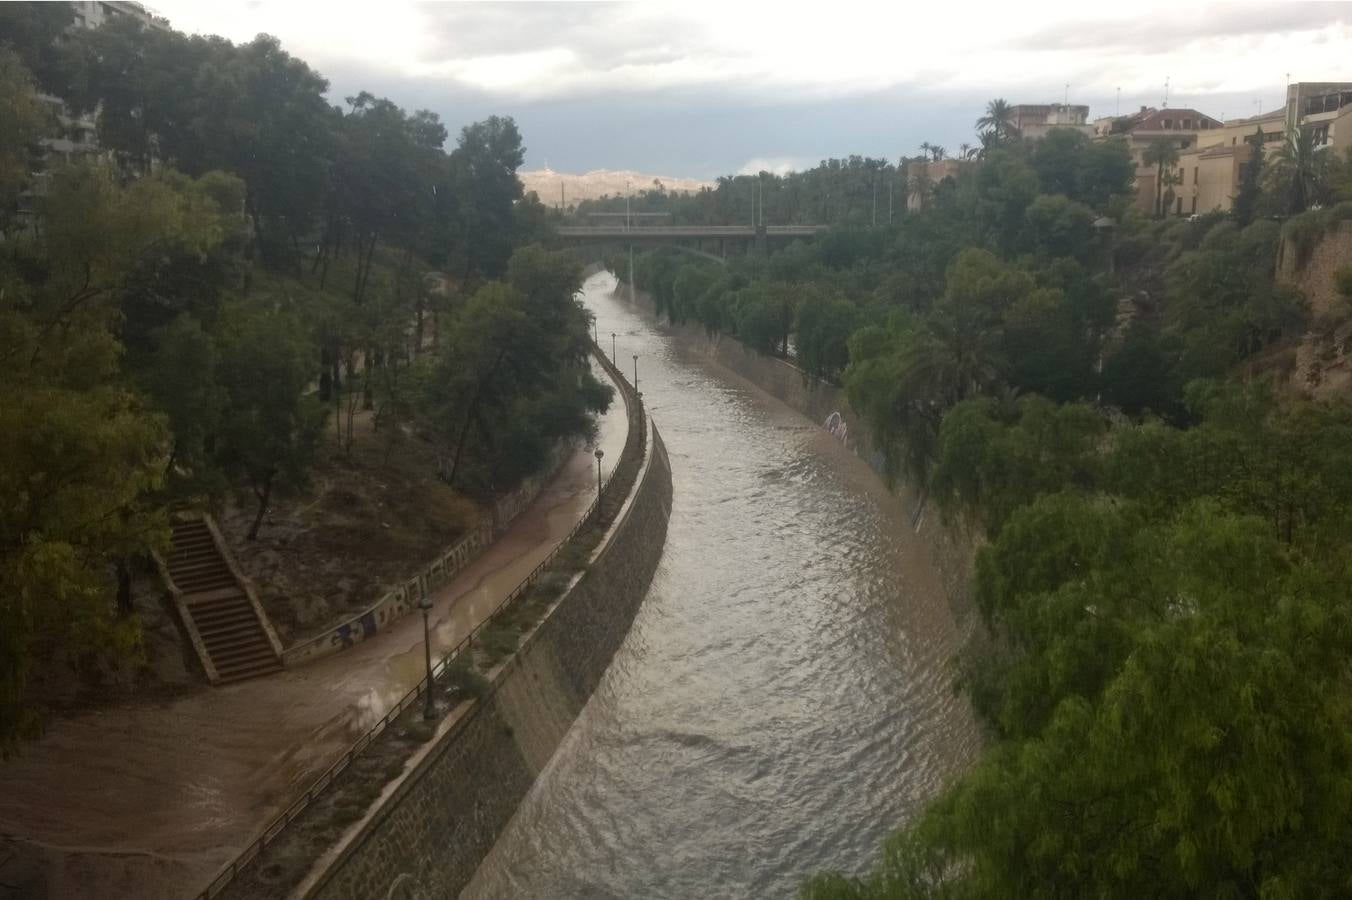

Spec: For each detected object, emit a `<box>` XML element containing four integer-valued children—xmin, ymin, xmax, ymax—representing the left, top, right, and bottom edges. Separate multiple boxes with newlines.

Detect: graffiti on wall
<box><xmin>823</xmin><ymin>411</ymin><xmax>849</xmax><ymax>445</ymax></box>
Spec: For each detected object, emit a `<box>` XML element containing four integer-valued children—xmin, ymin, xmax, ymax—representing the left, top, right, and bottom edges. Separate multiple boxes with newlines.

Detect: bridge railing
<box><xmin>555</xmin><ymin>225</ymin><xmax>825</xmax><ymax>237</ymax></box>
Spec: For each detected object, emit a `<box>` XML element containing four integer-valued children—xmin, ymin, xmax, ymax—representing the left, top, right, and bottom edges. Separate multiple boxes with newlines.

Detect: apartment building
<box><xmin>1168</xmin><ymin>83</ymin><xmax>1352</xmax><ymax>217</ymax></box>
<box><xmin>1287</xmin><ymin>82</ymin><xmax>1352</xmax><ymax>153</ymax></box>
<box><xmin>18</xmin><ymin>2</ymin><xmax>169</xmax><ymax>222</ymax></box>
<box><xmin>1009</xmin><ymin>103</ymin><xmax>1093</xmax><ymax>140</ymax></box>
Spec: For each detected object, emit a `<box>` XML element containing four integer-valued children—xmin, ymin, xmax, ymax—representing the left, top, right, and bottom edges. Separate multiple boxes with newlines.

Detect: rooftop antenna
<box><xmin>1115</xmin><ymin>86</ymin><xmax>1120</xmax><ymax>117</ymax></box>
<box><xmin>1164</xmin><ymin>76</ymin><xmax>1170</xmax><ymax>108</ymax></box>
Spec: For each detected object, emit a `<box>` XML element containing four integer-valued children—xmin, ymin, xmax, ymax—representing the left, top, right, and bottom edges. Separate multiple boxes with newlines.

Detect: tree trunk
<box><xmin>446</xmin><ymin>349</ymin><xmax>507</xmax><ymax>488</ymax></box>
<box><xmin>116</xmin><ymin>559</ymin><xmax>133</xmax><ymax>617</ymax></box>
<box><xmin>363</xmin><ymin>349</ymin><xmax>375</xmax><ymax>411</ymax></box>
<box><xmin>247</xmin><ymin>470</ymin><xmax>275</xmax><ymax>541</ymax></box>
<box><xmin>415</xmin><ymin>293</ymin><xmax>425</xmax><ymax>356</ymax></box>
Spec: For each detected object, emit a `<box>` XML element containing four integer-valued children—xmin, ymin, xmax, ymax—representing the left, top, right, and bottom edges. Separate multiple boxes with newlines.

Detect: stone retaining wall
<box><xmin>301</xmin><ymin>418</ymin><xmax>672</xmax><ymax>900</ymax></box>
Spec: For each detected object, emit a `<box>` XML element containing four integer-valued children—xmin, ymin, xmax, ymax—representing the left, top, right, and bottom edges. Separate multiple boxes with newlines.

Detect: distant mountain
<box><xmin>520</xmin><ymin>168</ymin><xmax>712</xmax><ymax>205</ymax></box>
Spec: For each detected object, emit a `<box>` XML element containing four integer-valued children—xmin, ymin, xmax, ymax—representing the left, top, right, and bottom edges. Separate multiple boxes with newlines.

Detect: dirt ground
<box><xmin>219</xmin><ymin>409</ymin><xmax>478</xmax><ymax>644</ymax></box>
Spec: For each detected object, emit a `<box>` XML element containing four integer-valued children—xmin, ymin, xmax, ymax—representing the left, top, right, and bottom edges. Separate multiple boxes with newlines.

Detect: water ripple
<box><xmin>461</xmin><ymin>272</ymin><xmax>979</xmax><ymax>899</ymax></box>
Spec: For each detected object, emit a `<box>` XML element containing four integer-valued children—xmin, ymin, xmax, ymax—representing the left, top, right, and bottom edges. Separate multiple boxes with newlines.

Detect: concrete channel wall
<box><xmin>619</xmin><ymin>282</ymin><xmax>982</xmax><ymax>628</ymax></box>
<box><xmin>301</xmin><ymin>416</ymin><xmax>672</xmax><ymax>900</ymax></box>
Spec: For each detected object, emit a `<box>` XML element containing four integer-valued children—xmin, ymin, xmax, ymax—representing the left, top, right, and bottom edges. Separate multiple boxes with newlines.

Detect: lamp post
<box><xmin>632</xmin><ymin>354</ymin><xmax>639</xmax><ymax>392</ymax></box>
<box><xmin>594</xmin><ymin>448</ymin><xmax>605</xmax><ymax>518</ymax></box>
<box><xmin>611</xmin><ymin>332</ymin><xmax>616</xmax><ymax>363</ymax></box>
<box><xmin>418</xmin><ymin>582</ymin><xmax>436</xmax><ymax>721</ymax></box>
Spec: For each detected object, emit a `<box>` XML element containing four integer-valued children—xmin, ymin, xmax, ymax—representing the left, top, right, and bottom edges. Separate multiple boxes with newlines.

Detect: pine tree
<box><xmin>1232</xmin><ymin>126</ymin><xmax>1266</xmax><ymax>226</ymax></box>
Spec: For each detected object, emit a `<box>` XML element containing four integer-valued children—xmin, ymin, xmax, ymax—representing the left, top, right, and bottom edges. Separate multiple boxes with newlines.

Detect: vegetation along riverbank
<box><xmin>0</xmin><ymin>4</ymin><xmax>610</xmax><ymax>748</ymax></box>
<box><xmin>610</xmin><ymin>119</ymin><xmax>1352</xmax><ymax>896</ymax></box>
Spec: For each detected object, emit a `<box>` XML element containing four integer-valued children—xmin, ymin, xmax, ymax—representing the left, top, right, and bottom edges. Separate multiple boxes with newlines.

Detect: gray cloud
<box><xmin>1020</xmin><ymin>2</ymin><xmax>1351</xmax><ymax>53</ymax></box>
<box><xmin>412</xmin><ymin>2</ymin><xmax>713</xmax><ymax>66</ymax></box>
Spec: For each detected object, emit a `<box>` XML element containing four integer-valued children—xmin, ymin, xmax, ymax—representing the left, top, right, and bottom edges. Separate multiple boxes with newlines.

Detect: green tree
<box><xmin>0</xmin><ymin>49</ymin><xmax>48</xmax><ymax>228</ymax></box>
<box><xmin>1142</xmin><ymin>137</ymin><xmax>1181</xmax><ymax>218</ymax></box>
<box><xmin>976</xmin><ymin>98</ymin><xmax>1018</xmax><ymax>142</ymax></box>
<box><xmin>794</xmin><ymin>285</ymin><xmax>859</xmax><ymax>380</ymax></box>
<box><xmin>1231</xmin><ymin>129</ymin><xmax>1267</xmax><ymax>226</ymax></box>
<box><xmin>450</xmin><ymin>115</ymin><xmax>526</xmax><ymax>282</ymax></box>
<box><xmin>215</xmin><ymin>303</ymin><xmax>326</xmax><ymax>540</ymax></box>
<box><xmin>1271</xmin><ymin>127</ymin><xmax>1325</xmax><ymax>214</ymax></box>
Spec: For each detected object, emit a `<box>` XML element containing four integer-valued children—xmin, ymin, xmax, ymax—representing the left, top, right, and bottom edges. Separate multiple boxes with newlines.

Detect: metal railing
<box><xmin>195</xmin><ymin>349</ymin><xmax>645</xmax><ymax>900</ymax></box>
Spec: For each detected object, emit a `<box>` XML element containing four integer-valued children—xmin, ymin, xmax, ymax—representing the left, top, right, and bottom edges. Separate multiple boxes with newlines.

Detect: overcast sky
<box><xmin>152</xmin><ymin>1</ymin><xmax>1352</xmax><ymax>178</ymax></box>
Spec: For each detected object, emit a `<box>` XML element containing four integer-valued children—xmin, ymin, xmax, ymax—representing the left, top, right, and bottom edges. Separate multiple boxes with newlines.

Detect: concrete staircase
<box><xmin>164</xmin><ymin>517</ymin><xmax>284</xmax><ymax>684</ymax></box>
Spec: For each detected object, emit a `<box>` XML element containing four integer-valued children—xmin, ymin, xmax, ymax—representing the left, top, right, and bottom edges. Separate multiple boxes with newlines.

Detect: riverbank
<box><xmin>610</xmin><ymin>276</ymin><xmax>984</xmax><ymax>635</ymax></box>
<box><xmin>246</xmin><ymin>348</ymin><xmax>670</xmax><ymax>900</ymax></box>
<box><xmin>464</xmin><ymin>270</ymin><xmax>980</xmax><ymax>898</ymax></box>
<box><xmin>0</xmin><ymin>364</ymin><xmax>629</xmax><ymax>900</ymax></box>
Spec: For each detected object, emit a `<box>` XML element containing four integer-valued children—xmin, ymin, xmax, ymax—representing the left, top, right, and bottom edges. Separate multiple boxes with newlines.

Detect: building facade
<box><xmin>905</xmin><ymin>158</ymin><xmax>967</xmax><ymax>211</ymax></box>
<box><xmin>1010</xmin><ymin>103</ymin><xmax>1093</xmax><ymax>140</ymax></box>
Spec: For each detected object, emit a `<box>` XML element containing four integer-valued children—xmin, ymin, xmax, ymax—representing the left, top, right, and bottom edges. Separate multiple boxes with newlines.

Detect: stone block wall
<box><xmin>1278</xmin><ymin>219</ymin><xmax>1352</xmax><ymax>320</ymax></box>
<box><xmin>303</xmin><ymin>422</ymin><xmax>673</xmax><ymax>900</ymax></box>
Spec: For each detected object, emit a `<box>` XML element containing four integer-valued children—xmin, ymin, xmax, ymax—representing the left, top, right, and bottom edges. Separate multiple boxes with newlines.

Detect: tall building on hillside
<box><xmin>1286</xmin><ymin>82</ymin><xmax>1352</xmax><ymax>152</ymax></box>
<box><xmin>18</xmin><ymin>2</ymin><xmax>170</xmax><ymax>224</ymax></box>
<box><xmin>1094</xmin><ymin>106</ymin><xmax>1226</xmax><ymax>215</ymax></box>
<box><xmin>1009</xmin><ymin>103</ymin><xmax>1092</xmax><ymax>139</ymax></box>
<box><xmin>1092</xmin><ymin>83</ymin><xmax>1352</xmax><ymax>218</ymax></box>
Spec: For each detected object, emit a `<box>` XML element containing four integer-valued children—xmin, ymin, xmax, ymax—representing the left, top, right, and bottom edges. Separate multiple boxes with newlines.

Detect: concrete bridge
<box><xmin>555</xmin><ymin>224</ymin><xmax>826</xmax><ymax>261</ymax></box>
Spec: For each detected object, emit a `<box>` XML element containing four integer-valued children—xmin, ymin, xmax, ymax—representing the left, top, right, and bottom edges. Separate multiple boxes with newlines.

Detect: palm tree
<box><xmin>1273</xmin><ymin>128</ymin><xmax>1324</xmax><ymax>213</ymax></box>
<box><xmin>929</xmin><ymin>145</ymin><xmax>947</xmax><ymax>162</ymax></box>
<box><xmin>958</xmin><ymin>143</ymin><xmax>978</xmax><ymax>161</ymax></box>
<box><xmin>1142</xmin><ymin>137</ymin><xmax>1181</xmax><ymax>218</ymax></box>
<box><xmin>977</xmin><ymin>129</ymin><xmax>1000</xmax><ymax>158</ymax></box>
<box><xmin>976</xmin><ymin>99</ymin><xmax>1018</xmax><ymax>141</ymax></box>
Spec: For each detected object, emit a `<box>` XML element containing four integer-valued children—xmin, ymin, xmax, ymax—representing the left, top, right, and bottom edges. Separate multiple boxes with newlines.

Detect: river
<box><xmin>463</xmin><ymin>270</ymin><xmax>979</xmax><ymax>898</ymax></box>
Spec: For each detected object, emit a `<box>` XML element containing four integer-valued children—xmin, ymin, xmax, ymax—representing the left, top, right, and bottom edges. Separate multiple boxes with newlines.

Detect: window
<box><xmin>1163</xmin><ymin>119</ymin><xmax>1172</xmax><ymax>129</ymax></box>
<box><xmin>1191</xmin><ymin>197</ymin><xmax>1198</xmax><ymax>213</ymax></box>
<box><xmin>1193</xmin><ymin>167</ymin><xmax>1199</xmax><ymax>184</ymax></box>
<box><xmin>1183</xmin><ymin>118</ymin><xmax>1192</xmax><ymax>129</ymax></box>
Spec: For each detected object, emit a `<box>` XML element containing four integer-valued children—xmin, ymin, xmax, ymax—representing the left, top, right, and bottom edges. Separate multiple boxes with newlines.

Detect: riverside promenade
<box><xmin>0</xmin><ymin>366</ymin><xmax>629</xmax><ymax>900</ymax></box>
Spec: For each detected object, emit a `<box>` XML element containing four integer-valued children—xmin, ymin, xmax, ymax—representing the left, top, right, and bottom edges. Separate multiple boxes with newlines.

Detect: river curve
<box><xmin>463</xmin><ymin>270</ymin><xmax>979</xmax><ymax>899</ymax></box>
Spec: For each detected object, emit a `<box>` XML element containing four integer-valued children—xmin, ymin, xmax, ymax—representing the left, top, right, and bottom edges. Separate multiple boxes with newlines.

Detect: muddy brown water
<box><xmin>462</xmin><ymin>270</ymin><xmax>979</xmax><ymax>899</ymax></box>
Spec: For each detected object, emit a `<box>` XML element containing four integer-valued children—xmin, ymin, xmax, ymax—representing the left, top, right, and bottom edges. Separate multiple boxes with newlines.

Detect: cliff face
<box><xmin>1278</xmin><ymin>221</ymin><xmax>1352</xmax><ymax>397</ymax></box>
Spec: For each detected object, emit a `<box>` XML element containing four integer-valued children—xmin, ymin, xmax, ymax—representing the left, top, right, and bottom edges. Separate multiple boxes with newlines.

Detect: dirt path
<box><xmin>0</xmin><ymin>373</ymin><xmax>628</xmax><ymax>900</ymax></box>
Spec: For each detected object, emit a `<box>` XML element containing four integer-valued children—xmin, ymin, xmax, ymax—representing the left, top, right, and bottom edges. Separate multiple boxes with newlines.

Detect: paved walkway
<box><xmin>0</xmin><ymin>365</ymin><xmax>628</xmax><ymax>900</ymax></box>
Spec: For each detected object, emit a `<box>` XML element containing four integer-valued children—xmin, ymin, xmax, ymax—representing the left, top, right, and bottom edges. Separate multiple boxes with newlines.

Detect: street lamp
<box><xmin>418</xmin><ymin>582</ymin><xmax>436</xmax><ymax>721</ymax></box>
<box><xmin>611</xmin><ymin>332</ymin><xmax>616</xmax><ymax>364</ymax></box>
<box><xmin>594</xmin><ymin>448</ymin><xmax>605</xmax><ymax>518</ymax></box>
<box><xmin>632</xmin><ymin>354</ymin><xmax>639</xmax><ymax>392</ymax></box>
